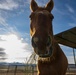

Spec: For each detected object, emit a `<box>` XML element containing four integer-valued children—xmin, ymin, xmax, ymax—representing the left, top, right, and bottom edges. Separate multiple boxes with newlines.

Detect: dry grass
<box><xmin>0</xmin><ymin>65</ymin><xmax>76</xmax><ymax>75</ymax></box>
<box><xmin>0</xmin><ymin>70</ymin><xmax>37</xmax><ymax>75</ymax></box>
<box><xmin>66</xmin><ymin>69</ymin><xmax>76</xmax><ymax>75</ymax></box>
<box><xmin>0</xmin><ymin>70</ymin><xmax>76</xmax><ymax>75</ymax></box>
<box><xmin>1</xmin><ymin>70</ymin><xmax>76</xmax><ymax>75</ymax></box>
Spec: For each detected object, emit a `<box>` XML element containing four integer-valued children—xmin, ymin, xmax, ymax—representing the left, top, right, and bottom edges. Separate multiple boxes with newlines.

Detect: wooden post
<box><xmin>14</xmin><ymin>65</ymin><xmax>17</xmax><ymax>75</ymax></box>
<box><xmin>32</xmin><ymin>65</ymin><xmax>34</xmax><ymax>75</ymax></box>
<box><xmin>73</xmin><ymin>48</ymin><xmax>76</xmax><ymax>66</ymax></box>
<box><xmin>6</xmin><ymin>65</ymin><xmax>10</xmax><ymax>75</ymax></box>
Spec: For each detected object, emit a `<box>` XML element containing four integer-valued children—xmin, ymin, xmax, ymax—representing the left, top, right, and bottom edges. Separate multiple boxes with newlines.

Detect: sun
<box><xmin>0</xmin><ymin>34</ymin><xmax>32</xmax><ymax>62</ymax></box>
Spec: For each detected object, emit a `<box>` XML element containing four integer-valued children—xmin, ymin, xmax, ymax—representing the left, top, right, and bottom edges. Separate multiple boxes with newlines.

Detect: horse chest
<box><xmin>38</xmin><ymin>61</ymin><xmax>59</xmax><ymax>75</ymax></box>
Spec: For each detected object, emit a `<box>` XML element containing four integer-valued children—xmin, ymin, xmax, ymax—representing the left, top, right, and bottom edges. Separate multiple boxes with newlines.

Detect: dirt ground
<box><xmin>0</xmin><ymin>72</ymin><xmax>37</xmax><ymax>75</ymax></box>
<box><xmin>0</xmin><ymin>70</ymin><xmax>76</xmax><ymax>75</ymax></box>
<box><xmin>0</xmin><ymin>65</ymin><xmax>76</xmax><ymax>75</ymax></box>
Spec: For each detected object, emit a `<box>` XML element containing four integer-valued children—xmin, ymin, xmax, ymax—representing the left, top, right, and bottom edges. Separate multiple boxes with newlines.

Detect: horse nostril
<box><xmin>32</xmin><ymin>37</ymin><xmax>39</xmax><ymax>47</ymax></box>
<box><xmin>47</xmin><ymin>36</ymin><xmax>51</xmax><ymax>46</ymax></box>
<box><xmin>38</xmin><ymin>50</ymin><xmax>48</xmax><ymax>55</ymax></box>
<box><xmin>33</xmin><ymin>37</ymin><xmax>39</xmax><ymax>43</ymax></box>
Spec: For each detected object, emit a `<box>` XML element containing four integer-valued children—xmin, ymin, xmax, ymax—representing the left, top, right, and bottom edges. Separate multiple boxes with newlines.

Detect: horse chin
<box><xmin>38</xmin><ymin>47</ymin><xmax>53</xmax><ymax>62</ymax></box>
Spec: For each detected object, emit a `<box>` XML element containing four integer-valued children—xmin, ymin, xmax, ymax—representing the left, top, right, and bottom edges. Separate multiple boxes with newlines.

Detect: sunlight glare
<box><xmin>0</xmin><ymin>34</ymin><xmax>31</xmax><ymax>62</ymax></box>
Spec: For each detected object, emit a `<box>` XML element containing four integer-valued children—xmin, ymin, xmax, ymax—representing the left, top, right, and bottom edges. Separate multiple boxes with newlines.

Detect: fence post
<box><xmin>73</xmin><ymin>48</ymin><xmax>76</xmax><ymax>66</ymax></box>
<box><xmin>6</xmin><ymin>65</ymin><xmax>10</xmax><ymax>75</ymax></box>
<box><xmin>14</xmin><ymin>65</ymin><xmax>17</xmax><ymax>75</ymax></box>
<box><xmin>32</xmin><ymin>65</ymin><xmax>34</xmax><ymax>75</ymax></box>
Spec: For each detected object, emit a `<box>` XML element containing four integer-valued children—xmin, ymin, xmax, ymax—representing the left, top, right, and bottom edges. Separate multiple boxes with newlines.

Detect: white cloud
<box><xmin>68</xmin><ymin>23</ymin><xmax>76</xmax><ymax>27</ymax></box>
<box><xmin>67</xmin><ymin>56</ymin><xmax>75</xmax><ymax>64</ymax></box>
<box><xmin>0</xmin><ymin>0</ymin><xmax>28</xmax><ymax>34</ymax></box>
<box><xmin>0</xmin><ymin>13</ymin><xmax>12</xmax><ymax>33</ymax></box>
<box><xmin>66</xmin><ymin>4</ymin><xmax>74</xmax><ymax>13</ymax></box>
<box><xmin>0</xmin><ymin>16</ymin><xmax>19</xmax><ymax>34</ymax></box>
<box><xmin>53</xmin><ymin>7</ymin><xmax>66</xmax><ymax>15</ymax></box>
<box><xmin>0</xmin><ymin>16</ymin><xmax>8</xmax><ymax>27</ymax></box>
<box><xmin>0</xmin><ymin>34</ymin><xmax>32</xmax><ymax>62</ymax></box>
<box><xmin>0</xmin><ymin>0</ymin><xmax>18</xmax><ymax>10</ymax></box>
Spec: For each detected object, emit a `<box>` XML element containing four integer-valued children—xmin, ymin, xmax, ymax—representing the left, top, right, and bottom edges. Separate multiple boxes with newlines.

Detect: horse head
<box><xmin>30</xmin><ymin>0</ymin><xmax>54</xmax><ymax>58</ymax></box>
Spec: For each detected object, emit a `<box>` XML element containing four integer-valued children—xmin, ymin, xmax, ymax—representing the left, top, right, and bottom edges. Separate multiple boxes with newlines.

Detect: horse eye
<box><xmin>32</xmin><ymin>37</ymin><xmax>38</xmax><ymax>47</ymax></box>
<box><xmin>52</xmin><ymin>15</ymin><xmax>54</xmax><ymax>19</ymax></box>
<box><xmin>29</xmin><ymin>12</ymin><xmax>35</xmax><ymax>20</ymax></box>
<box><xmin>50</xmin><ymin>14</ymin><xmax>54</xmax><ymax>20</ymax></box>
<box><xmin>47</xmin><ymin>36</ymin><xmax>51</xmax><ymax>46</ymax></box>
<box><xmin>29</xmin><ymin>14</ymin><xmax>32</xmax><ymax>20</ymax></box>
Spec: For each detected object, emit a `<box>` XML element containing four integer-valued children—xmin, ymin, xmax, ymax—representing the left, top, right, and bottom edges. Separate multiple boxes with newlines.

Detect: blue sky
<box><xmin>0</xmin><ymin>0</ymin><xmax>76</xmax><ymax>63</ymax></box>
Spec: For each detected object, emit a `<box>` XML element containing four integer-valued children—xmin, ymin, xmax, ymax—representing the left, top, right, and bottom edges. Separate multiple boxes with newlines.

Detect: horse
<box><xmin>29</xmin><ymin>0</ymin><xmax>68</xmax><ymax>75</ymax></box>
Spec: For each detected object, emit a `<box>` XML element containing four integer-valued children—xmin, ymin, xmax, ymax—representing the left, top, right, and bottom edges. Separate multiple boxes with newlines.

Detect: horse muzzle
<box><xmin>31</xmin><ymin>36</ymin><xmax>53</xmax><ymax>58</ymax></box>
<box><xmin>39</xmin><ymin>49</ymin><xmax>52</xmax><ymax>58</ymax></box>
<box><xmin>34</xmin><ymin>46</ymin><xmax>53</xmax><ymax>58</ymax></box>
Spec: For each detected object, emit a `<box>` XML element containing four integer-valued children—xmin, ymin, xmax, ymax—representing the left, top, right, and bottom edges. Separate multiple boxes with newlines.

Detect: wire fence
<box><xmin>0</xmin><ymin>52</ymin><xmax>76</xmax><ymax>75</ymax></box>
<box><xmin>0</xmin><ymin>64</ymin><xmax>37</xmax><ymax>75</ymax></box>
<box><xmin>0</xmin><ymin>64</ymin><xmax>76</xmax><ymax>75</ymax></box>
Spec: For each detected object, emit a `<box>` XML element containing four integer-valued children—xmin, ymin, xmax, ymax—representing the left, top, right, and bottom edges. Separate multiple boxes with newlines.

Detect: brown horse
<box><xmin>30</xmin><ymin>0</ymin><xmax>68</xmax><ymax>75</ymax></box>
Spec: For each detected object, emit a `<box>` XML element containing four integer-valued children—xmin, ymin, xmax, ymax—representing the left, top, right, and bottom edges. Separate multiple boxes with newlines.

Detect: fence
<box><xmin>0</xmin><ymin>64</ymin><xmax>76</xmax><ymax>75</ymax></box>
<box><xmin>0</xmin><ymin>63</ymin><xmax>37</xmax><ymax>75</ymax></box>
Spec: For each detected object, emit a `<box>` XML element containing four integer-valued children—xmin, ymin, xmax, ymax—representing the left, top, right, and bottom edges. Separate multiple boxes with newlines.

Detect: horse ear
<box><xmin>30</xmin><ymin>0</ymin><xmax>38</xmax><ymax>12</ymax></box>
<box><xmin>45</xmin><ymin>0</ymin><xmax>54</xmax><ymax>12</ymax></box>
